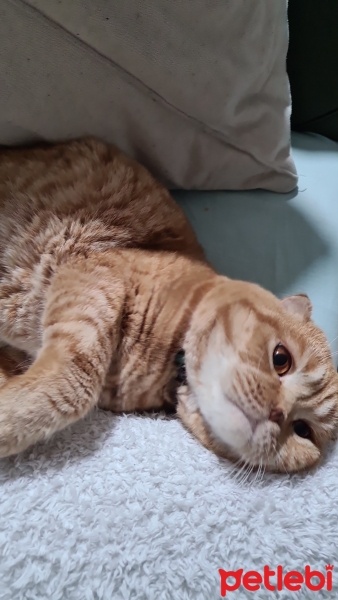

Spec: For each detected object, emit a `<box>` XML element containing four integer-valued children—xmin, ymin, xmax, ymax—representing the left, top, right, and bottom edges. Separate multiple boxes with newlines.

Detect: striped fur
<box><xmin>0</xmin><ymin>139</ymin><xmax>337</xmax><ymax>472</ymax></box>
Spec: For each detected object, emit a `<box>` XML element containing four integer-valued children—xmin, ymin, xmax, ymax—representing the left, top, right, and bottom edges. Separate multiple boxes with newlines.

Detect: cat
<box><xmin>0</xmin><ymin>138</ymin><xmax>337</xmax><ymax>473</ymax></box>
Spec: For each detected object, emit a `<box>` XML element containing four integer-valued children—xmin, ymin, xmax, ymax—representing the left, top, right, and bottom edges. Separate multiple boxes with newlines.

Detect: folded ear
<box><xmin>281</xmin><ymin>294</ymin><xmax>312</xmax><ymax>321</ymax></box>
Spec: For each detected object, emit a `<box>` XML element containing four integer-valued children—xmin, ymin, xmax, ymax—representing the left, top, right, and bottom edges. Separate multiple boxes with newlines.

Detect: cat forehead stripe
<box><xmin>314</xmin><ymin>397</ymin><xmax>338</xmax><ymax>418</ymax></box>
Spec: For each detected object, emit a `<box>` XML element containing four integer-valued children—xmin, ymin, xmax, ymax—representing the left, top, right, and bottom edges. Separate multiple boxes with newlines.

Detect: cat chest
<box><xmin>99</xmin><ymin>348</ymin><xmax>178</xmax><ymax>413</ymax></box>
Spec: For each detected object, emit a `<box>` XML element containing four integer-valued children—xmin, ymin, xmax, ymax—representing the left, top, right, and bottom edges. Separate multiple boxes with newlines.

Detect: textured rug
<box><xmin>0</xmin><ymin>409</ymin><xmax>337</xmax><ymax>600</ymax></box>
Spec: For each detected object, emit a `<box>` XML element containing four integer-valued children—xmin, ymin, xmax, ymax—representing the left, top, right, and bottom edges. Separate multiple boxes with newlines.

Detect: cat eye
<box><xmin>273</xmin><ymin>344</ymin><xmax>292</xmax><ymax>376</ymax></box>
<box><xmin>293</xmin><ymin>420</ymin><xmax>312</xmax><ymax>440</ymax></box>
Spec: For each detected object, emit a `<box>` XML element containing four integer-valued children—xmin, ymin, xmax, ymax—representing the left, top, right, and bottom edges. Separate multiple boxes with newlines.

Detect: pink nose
<box><xmin>269</xmin><ymin>408</ymin><xmax>285</xmax><ymax>426</ymax></box>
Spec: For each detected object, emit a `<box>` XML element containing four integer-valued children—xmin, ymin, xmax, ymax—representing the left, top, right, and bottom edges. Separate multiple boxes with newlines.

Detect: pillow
<box><xmin>0</xmin><ymin>0</ymin><xmax>297</xmax><ymax>192</ymax></box>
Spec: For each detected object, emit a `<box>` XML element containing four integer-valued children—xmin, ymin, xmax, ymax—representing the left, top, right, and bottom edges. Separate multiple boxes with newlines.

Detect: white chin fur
<box><xmin>197</xmin><ymin>386</ymin><xmax>253</xmax><ymax>455</ymax></box>
<box><xmin>189</xmin><ymin>322</ymin><xmax>254</xmax><ymax>457</ymax></box>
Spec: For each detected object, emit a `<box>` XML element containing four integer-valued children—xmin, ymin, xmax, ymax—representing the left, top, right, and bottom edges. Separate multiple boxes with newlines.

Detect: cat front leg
<box><xmin>0</xmin><ymin>262</ymin><xmax>125</xmax><ymax>458</ymax></box>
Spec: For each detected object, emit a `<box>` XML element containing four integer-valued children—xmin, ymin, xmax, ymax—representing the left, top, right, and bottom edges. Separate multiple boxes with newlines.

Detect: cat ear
<box><xmin>281</xmin><ymin>294</ymin><xmax>312</xmax><ymax>321</ymax></box>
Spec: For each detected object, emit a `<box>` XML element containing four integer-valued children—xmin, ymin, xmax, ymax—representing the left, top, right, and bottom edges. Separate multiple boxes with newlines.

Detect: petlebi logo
<box><xmin>218</xmin><ymin>565</ymin><xmax>334</xmax><ymax>596</ymax></box>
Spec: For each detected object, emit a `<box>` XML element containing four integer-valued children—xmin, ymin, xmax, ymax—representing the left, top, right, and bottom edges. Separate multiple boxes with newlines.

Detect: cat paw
<box><xmin>0</xmin><ymin>409</ymin><xmax>19</xmax><ymax>458</ymax></box>
<box><xmin>0</xmin><ymin>382</ymin><xmax>36</xmax><ymax>457</ymax></box>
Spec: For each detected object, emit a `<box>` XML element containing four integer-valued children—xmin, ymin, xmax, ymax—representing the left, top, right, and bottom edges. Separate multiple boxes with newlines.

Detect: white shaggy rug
<box><xmin>0</xmin><ymin>409</ymin><xmax>337</xmax><ymax>600</ymax></box>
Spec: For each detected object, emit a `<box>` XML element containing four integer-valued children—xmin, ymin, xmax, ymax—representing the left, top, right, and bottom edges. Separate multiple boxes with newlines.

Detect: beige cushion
<box><xmin>0</xmin><ymin>0</ymin><xmax>297</xmax><ymax>191</ymax></box>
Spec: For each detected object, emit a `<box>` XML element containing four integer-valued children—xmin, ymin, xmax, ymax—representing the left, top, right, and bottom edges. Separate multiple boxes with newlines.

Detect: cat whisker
<box><xmin>227</xmin><ymin>457</ymin><xmax>243</xmax><ymax>480</ymax></box>
<box><xmin>261</xmin><ymin>463</ymin><xmax>266</xmax><ymax>484</ymax></box>
<box><xmin>15</xmin><ymin>359</ymin><xmax>32</xmax><ymax>371</ymax></box>
<box><xmin>231</xmin><ymin>461</ymin><xmax>247</xmax><ymax>483</ymax></box>
<box><xmin>255</xmin><ymin>459</ymin><xmax>266</xmax><ymax>486</ymax></box>
<box><xmin>241</xmin><ymin>463</ymin><xmax>254</xmax><ymax>486</ymax></box>
<box><xmin>228</xmin><ymin>457</ymin><xmax>243</xmax><ymax>474</ymax></box>
<box><xmin>250</xmin><ymin>462</ymin><xmax>259</xmax><ymax>487</ymax></box>
<box><xmin>232</xmin><ymin>459</ymin><xmax>249</xmax><ymax>484</ymax></box>
<box><xmin>259</xmin><ymin>453</ymin><xmax>268</xmax><ymax>484</ymax></box>
<box><xmin>255</xmin><ymin>460</ymin><xmax>263</xmax><ymax>486</ymax></box>
<box><xmin>277</xmin><ymin>453</ymin><xmax>291</xmax><ymax>476</ymax></box>
<box><xmin>328</xmin><ymin>335</ymin><xmax>338</xmax><ymax>348</ymax></box>
<box><xmin>235</xmin><ymin>467</ymin><xmax>247</xmax><ymax>486</ymax></box>
<box><xmin>235</xmin><ymin>460</ymin><xmax>254</xmax><ymax>486</ymax></box>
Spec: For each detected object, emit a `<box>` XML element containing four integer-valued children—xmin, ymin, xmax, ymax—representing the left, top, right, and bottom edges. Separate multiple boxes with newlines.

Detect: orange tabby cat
<box><xmin>0</xmin><ymin>139</ymin><xmax>337</xmax><ymax>472</ymax></box>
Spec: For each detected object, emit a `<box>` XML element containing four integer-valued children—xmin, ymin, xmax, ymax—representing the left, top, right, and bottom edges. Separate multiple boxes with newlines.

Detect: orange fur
<box><xmin>0</xmin><ymin>139</ymin><xmax>337</xmax><ymax>472</ymax></box>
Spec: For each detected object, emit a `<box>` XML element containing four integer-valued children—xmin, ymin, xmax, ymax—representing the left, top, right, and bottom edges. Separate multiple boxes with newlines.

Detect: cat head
<box><xmin>179</xmin><ymin>278</ymin><xmax>338</xmax><ymax>473</ymax></box>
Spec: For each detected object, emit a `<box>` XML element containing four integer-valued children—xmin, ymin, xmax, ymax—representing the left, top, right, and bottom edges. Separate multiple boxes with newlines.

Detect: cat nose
<box><xmin>269</xmin><ymin>408</ymin><xmax>285</xmax><ymax>427</ymax></box>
